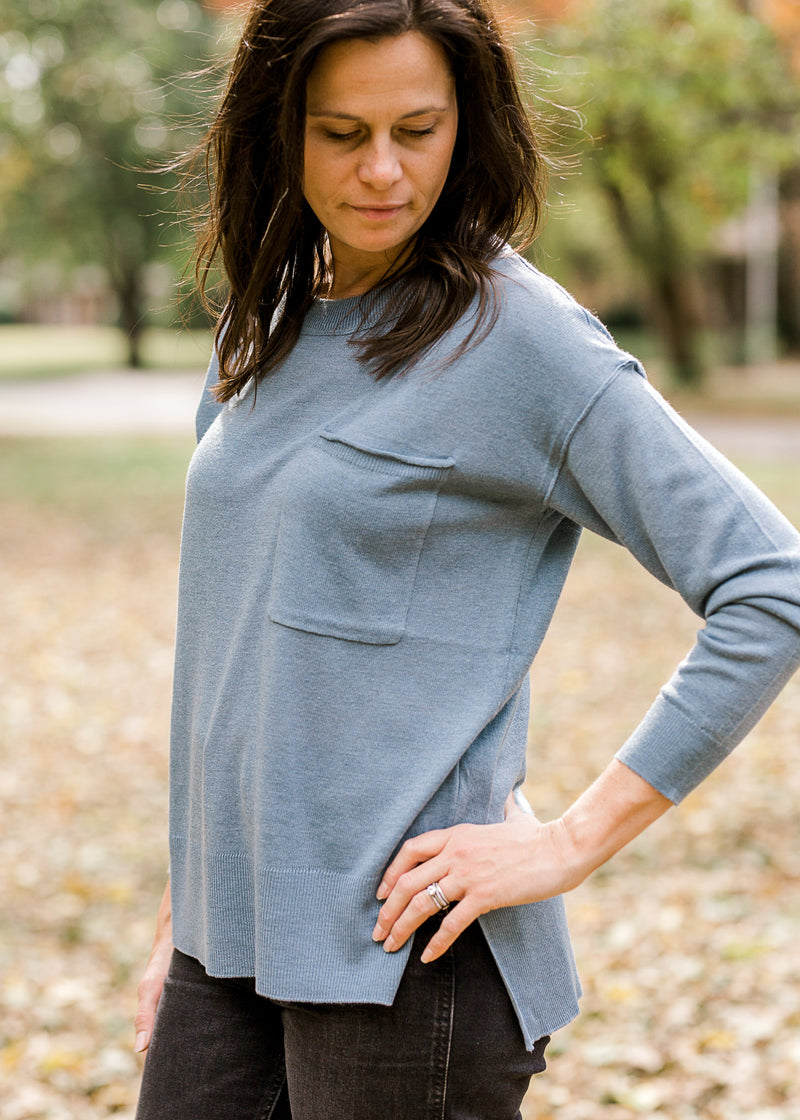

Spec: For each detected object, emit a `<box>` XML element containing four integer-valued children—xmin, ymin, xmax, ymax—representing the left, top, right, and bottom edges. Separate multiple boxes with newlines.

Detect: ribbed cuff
<box><xmin>615</xmin><ymin>693</ymin><xmax>732</xmax><ymax>804</ymax></box>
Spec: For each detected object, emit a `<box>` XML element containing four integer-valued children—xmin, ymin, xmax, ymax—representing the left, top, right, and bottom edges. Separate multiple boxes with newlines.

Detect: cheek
<box><xmin>303</xmin><ymin>146</ymin><xmax>348</xmax><ymax>211</ymax></box>
<box><xmin>303</xmin><ymin>141</ymin><xmax>330</xmax><ymax>205</ymax></box>
<box><xmin>424</xmin><ymin>144</ymin><xmax>456</xmax><ymax>199</ymax></box>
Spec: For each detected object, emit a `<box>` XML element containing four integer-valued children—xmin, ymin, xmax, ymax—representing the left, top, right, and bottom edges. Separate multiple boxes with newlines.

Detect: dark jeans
<box><xmin>135</xmin><ymin>916</ymin><xmax>549</xmax><ymax>1120</ymax></box>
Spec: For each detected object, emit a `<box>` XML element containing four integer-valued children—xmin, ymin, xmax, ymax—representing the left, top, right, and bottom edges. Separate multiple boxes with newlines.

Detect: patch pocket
<box><xmin>267</xmin><ymin>433</ymin><xmax>455</xmax><ymax>644</ymax></box>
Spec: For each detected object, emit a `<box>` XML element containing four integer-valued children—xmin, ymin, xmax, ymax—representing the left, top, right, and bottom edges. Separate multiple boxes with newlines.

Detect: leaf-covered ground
<box><xmin>0</xmin><ymin>437</ymin><xmax>798</xmax><ymax>1119</ymax></box>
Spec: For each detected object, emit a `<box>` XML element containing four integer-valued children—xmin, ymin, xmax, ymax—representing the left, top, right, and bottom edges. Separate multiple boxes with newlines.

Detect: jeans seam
<box><xmin>426</xmin><ymin>950</ymin><xmax>456</xmax><ymax>1120</ymax></box>
<box><xmin>439</xmin><ymin>963</ymin><xmax>455</xmax><ymax>1120</ymax></box>
<box><xmin>255</xmin><ymin>1058</ymin><xmax>288</xmax><ymax>1120</ymax></box>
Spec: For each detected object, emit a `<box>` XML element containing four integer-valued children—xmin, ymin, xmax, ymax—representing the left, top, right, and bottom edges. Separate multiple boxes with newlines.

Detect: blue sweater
<box><xmin>170</xmin><ymin>253</ymin><xmax>800</xmax><ymax>1047</ymax></box>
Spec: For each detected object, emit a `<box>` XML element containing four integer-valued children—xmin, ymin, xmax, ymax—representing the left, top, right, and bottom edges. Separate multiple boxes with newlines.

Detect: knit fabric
<box><xmin>169</xmin><ymin>252</ymin><xmax>800</xmax><ymax>1047</ymax></box>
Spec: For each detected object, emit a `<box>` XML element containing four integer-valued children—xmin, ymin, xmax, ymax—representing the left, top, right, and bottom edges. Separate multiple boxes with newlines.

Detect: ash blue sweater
<box><xmin>170</xmin><ymin>252</ymin><xmax>800</xmax><ymax>1047</ymax></box>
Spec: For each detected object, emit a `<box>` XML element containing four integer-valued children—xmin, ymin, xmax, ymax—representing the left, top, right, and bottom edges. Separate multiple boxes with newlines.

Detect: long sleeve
<box><xmin>547</xmin><ymin>360</ymin><xmax>800</xmax><ymax>803</ymax></box>
<box><xmin>195</xmin><ymin>347</ymin><xmax>223</xmax><ymax>443</ymax></box>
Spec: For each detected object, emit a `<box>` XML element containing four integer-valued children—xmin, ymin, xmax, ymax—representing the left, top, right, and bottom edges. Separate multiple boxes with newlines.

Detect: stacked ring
<box><xmin>426</xmin><ymin>881</ymin><xmax>450</xmax><ymax>911</ymax></box>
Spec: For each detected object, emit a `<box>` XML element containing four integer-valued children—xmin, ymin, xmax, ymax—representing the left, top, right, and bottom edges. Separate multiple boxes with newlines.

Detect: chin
<box><xmin>357</xmin><ymin>225</ymin><xmax>419</xmax><ymax>251</ymax></box>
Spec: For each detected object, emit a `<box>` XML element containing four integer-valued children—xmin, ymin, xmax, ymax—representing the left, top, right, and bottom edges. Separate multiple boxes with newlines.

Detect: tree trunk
<box><xmin>114</xmin><ymin>267</ymin><xmax>145</xmax><ymax>369</ymax></box>
<box><xmin>651</xmin><ymin>269</ymin><xmax>704</xmax><ymax>386</ymax></box>
<box><xmin>599</xmin><ymin>174</ymin><xmax>706</xmax><ymax>386</ymax></box>
<box><xmin>778</xmin><ymin>165</ymin><xmax>800</xmax><ymax>352</ymax></box>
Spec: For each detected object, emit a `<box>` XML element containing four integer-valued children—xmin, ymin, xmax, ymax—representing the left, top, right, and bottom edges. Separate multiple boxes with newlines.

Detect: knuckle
<box><xmin>439</xmin><ymin>914</ymin><xmax>461</xmax><ymax>938</ymax></box>
<box><xmin>401</xmin><ymin>837</ymin><xmax>423</xmax><ymax>859</ymax></box>
<box><xmin>472</xmin><ymin>884</ymin><xmax>494</xmax><ymax>910</ymax></box>
<box><xmin>396</xmin><ymin>871</ymin><xmax>416</xmax><ymax>894</ymax></box>
<box><xmin>411</xmin><ymin>891</ymin><xmax>431</xmax><ymax>915</ymax></box>
<box><xmin>137</xmin><ymin>975</ymin><xmax>162</xmax><ymax>1004</ymax></box>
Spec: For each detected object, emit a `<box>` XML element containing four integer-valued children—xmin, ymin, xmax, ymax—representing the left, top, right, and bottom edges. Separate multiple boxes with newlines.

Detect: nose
<box><xmin>357</xmin><ymin>137</ymin><xmax>403</xmax><ymax>190</ymax></box>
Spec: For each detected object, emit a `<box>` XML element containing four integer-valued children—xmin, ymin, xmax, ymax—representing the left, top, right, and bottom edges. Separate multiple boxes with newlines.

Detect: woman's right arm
<box><xmin>134</xmin><ymin>880</ymin><xmax>173</xmax><ymax>1054</ymax></box>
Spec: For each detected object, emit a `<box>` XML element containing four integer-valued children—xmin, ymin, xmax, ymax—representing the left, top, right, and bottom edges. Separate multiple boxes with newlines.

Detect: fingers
<box><xmin>373</xmin><ymin>812</ymin><xmax>557</xmax><ymax>963</ymax></box>
<box><xmin>134</xmin><ymin>968</ymin><xmax>165</xmax><ymax>1054</ymax></box>
<box><xmin>376</xmin><ymin>828</ymin><xmax>450</xmax><ymax>901</ymax></box>
<box><xmin>373</xmin><ymin>866</ymin><xmax>455</xmax><ymax>952</ymax></box>
<box><xmin>134</xmin><ymin>939</ymin><xmax>173</xmax><ymax>1054</ymax></box>
<box><xmin>373</xmin><ymin>875</ymin><xmax>485</xmax><ymax>964</ymax></box>
<box><xmin>419</xmin><ymin>899</ymin><xmax>483</xmax><ymax>962</ymax></box>
<box><xmin>373</xmin><ymin>825</ymin><xmax>485</xmax><ymax>954</ymax></box>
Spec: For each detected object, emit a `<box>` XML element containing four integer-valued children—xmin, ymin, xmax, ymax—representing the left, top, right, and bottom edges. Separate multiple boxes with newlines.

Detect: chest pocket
<box><xmin>267</xmin><ymin>433</ymin><xmax>455</xmax><ymax>644</ymax></box>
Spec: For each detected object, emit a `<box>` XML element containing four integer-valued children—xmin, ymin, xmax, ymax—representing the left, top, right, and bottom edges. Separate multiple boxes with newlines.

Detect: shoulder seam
<box><xmin>543</xmin><ymin>359</ymin><xmax>639</xmax><ymax>506</ymax></box>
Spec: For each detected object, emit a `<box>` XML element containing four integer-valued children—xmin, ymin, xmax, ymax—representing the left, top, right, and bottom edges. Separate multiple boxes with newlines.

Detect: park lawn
<box><xmin>0</xmin><ymin>436</ymin><xmax>195</xmax><ymax>536</ymax></box>
<box><xmin>0</xmin><ymin>436</ymin><xmax>798</xmax><ymax>1120</ymax></box>
<box><xmin>0</xmin><ymin>325</ymin><xmax>213</xmax><ymax>380</ymax></box>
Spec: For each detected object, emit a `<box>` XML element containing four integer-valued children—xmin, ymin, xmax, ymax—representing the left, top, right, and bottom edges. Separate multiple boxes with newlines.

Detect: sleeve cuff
<box><xmin>615</xmin><ymin>693</ymin><xmax>733</xmax><ymax>804</ymax></box>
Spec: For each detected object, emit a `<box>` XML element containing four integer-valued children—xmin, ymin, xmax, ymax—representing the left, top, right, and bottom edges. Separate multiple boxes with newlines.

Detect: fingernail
<box><xmin>376</xmin><ymin>882</ymin><xmax>388</xmax><ymax>900</ymax></box>
<box><xmin>134</xmin><ymin>1032</ymin><xmax>148</xmax><ymax>1053</ymax></box>
<box><xmin>420</xmin><ymin>947</ymin><xmax>434</xmax><ymax>964</ymax></box>
<box><xmin>383</xmin><ymin>937</ymin><xmax>396</xmax><ymax>953</ymax></box>
<box><xmin>372</xmin><ymin>923</ymin><xmax>385</xmax><ymax>942</ymax></box>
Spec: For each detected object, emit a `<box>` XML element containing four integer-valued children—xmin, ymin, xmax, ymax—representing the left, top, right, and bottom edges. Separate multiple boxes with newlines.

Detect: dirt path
<box><xmin>0</xmin><ymin>371</ymin><xmax>203</xmax><ymax>437</ymax></box>
<box><xmin>1</xmin><ymin>370</ymin><xmax>799</xmax><ymax>459</ymax></box>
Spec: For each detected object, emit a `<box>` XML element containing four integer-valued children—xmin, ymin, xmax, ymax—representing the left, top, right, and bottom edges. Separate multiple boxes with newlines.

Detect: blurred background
<box><xmin>1</xmin><ymin>1</ymin><xmax>799</xmax><ymax>1118</ymax></box>
<box><xmin>1</xmin><ymin>0</ymin><xmax>800</xmax><ymax>383</ymax></box>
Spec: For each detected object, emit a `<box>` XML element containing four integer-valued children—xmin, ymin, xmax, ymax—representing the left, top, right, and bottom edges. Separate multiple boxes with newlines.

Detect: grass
<box><xmin>0</xmin><ymin>436</ymin><xmax>195</xmax><ymax>538</ymax></box>
<box><xmin>0</xmin><ymin>325</ymin><xmax>213</xmax><ymax>380</ymax></box>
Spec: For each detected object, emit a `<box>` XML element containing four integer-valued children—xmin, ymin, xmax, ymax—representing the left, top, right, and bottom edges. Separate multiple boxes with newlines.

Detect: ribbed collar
<box><xmin>301</xmin><ymin>285</ymin><xmax>396</xmax><ymax>337</ymax></box>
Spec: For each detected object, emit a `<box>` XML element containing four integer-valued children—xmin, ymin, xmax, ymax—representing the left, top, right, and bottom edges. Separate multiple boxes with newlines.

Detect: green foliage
<box><xmin>526</xmin><ymin>0</ymin><xmax>800</xmax><ymax>382</ymax></box>
<box><xmin>0</xmin><ymin>0</ymin><xmax>225</xmax><ymax>355</ymax></box>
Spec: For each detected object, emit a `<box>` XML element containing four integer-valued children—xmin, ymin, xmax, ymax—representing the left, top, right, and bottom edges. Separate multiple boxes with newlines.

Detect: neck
<box><xmin>326</xmin><ymin>260</ymin><xmax>392</xmax><ymax>300</ymax></box>
<box><xmin>325</xmin><ymin>238</ymin><xmax>412</xmax><ymax>300</ymax></box>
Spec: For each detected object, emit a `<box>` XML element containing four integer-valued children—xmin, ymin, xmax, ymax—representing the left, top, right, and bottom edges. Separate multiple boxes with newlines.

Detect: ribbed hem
<box><xmin>479</xmin><ymin>897</ymin><xmax>582</xmax><ymax>1049</ymax></box>
<box><xmin>615</xmin><ymin>693</ymin><xmax>733</xmax><ymax>803</ymax></box>
<box><xmin>170</xmin><ymin>838</ymin><xmax>584</xmax><ymax>1045</ymax></box>
<box><xmin>169</xmin><ymin>840</ymin><xmax>409</xmax><ymax>1003</ymax></box>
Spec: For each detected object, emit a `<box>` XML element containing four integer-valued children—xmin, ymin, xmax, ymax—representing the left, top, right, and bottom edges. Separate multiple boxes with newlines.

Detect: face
<box><xmin>304</xmin><ymin>31</ymin><xmax>458</xmax><ymax>296</ymax></box>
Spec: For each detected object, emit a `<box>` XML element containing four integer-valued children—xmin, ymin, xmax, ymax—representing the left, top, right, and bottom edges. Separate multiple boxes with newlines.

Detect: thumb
<box><xmin>134</xmin><ymin>947</ymin><xmax>171</xmax><ymax>1054</ymax></box>
<box><xmin>504</xmin><ymin>787</ymin><xmax>539</xmax><ymax>822</ymax></box>
<box><xmin>134</xmin><ymin>973</ymin><xmax>163</xmax><ymax>1054</ymax></box>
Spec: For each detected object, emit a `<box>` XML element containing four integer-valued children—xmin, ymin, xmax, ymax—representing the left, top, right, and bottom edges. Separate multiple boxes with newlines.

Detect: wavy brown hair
<box><xmin>193</xmin><ymin>0</ymin><xmax>547</xmax><ymax>400</ymax></box>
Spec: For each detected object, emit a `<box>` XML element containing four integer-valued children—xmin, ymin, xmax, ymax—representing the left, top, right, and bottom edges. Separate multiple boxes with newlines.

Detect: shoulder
<box><xmin>489</xmin><ymin>251</ymin><xmax>619</xmax><ymax>352</ymax></box>
<box><xmin>469</xmin><ymin>250</ymin><xmax>646</xmax><ymax>405</ymax></box>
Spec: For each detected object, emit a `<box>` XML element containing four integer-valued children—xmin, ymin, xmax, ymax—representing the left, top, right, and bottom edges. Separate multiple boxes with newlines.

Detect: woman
<box><xmin>134</xmin><ymin>1</ymin><xmax>800</xmax><ymax>1117</ymax></box>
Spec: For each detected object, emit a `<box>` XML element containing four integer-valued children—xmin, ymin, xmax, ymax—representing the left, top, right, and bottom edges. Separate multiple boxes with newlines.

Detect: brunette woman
<box><xmin>134</xmin><ymin>2</ymin><xmax>800</xmax><ymax>1117</ymax></box>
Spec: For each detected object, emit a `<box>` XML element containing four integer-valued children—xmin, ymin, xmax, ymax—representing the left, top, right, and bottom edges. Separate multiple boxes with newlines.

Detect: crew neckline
<box><xmin>303</xmin><ymin>286</ymin><xmax>395</xmax><ymax>336</ymax></box>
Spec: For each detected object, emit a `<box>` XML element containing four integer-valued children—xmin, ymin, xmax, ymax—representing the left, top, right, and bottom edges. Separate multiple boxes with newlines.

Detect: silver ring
<box><xmin>426</xmin><ymin>881</ymin><xmax>450</xmax><ymax>912</ymax></box>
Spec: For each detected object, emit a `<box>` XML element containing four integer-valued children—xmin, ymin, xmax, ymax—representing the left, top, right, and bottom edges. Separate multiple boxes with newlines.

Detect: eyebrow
<box><xmin>307</xmin><ymin>106</ymin><xmax>449</xmax><ymax>121</ymax></box>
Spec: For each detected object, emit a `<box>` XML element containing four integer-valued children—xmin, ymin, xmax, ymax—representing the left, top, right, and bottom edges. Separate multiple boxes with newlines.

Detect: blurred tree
<box><xmin>528</xmin><ymin>0</ymin><xmax>800</xmax><ymax>384</ymax></box>
<box><xmin>0</xmin><ymin>0</ymin><xmax>222</xmax><ymax>365</ymax></box>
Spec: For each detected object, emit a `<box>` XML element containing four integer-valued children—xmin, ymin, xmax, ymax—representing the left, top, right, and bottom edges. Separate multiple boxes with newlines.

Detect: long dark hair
<box><xmin>193</xmin><ymin>0</ymin><xmax>547</xmax><ymax>400</ymax></box>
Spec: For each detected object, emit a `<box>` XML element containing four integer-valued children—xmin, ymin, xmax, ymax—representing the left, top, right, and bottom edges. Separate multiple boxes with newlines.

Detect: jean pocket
<box><xmin>267</xmin><ymin>433</ymin><xmax>455</xmax><ymax>644</ymax></box>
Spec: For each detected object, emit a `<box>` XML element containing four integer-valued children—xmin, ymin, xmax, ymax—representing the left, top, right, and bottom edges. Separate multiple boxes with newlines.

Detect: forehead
<box><xmin>305</xmin><ymin>31</ymin><xmax>455</xmax><ymax>115</ymax></box>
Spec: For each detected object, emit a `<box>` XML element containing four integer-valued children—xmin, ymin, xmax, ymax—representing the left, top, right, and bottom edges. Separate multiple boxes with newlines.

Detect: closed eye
<box><xmin>324</xmin><ymin>129</ymin><xmax>361</xmax><ymax>142</ymax></box>
<box><xmin>322</xmin><ymin>126</ymin><xmax>437</xmax><ymax>143</ymax></box>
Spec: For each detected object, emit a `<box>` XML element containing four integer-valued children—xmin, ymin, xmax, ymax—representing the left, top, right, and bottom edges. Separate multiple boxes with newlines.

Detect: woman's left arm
<box><xmin>373</xmin><ymin>759</ymin><xmax>670</xmax><ymax>961</ymax></box>
<box><xmin>375</xmin><ymin>364</ymin><xmax>800</xmax><ymax>961</ymax></box>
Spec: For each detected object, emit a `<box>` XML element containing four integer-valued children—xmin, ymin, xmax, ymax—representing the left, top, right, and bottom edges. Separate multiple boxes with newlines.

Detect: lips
<box><xmin>350</xmin><ymin>203</ymin><xmax>408</xmax><ymax>219</ymax></box>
